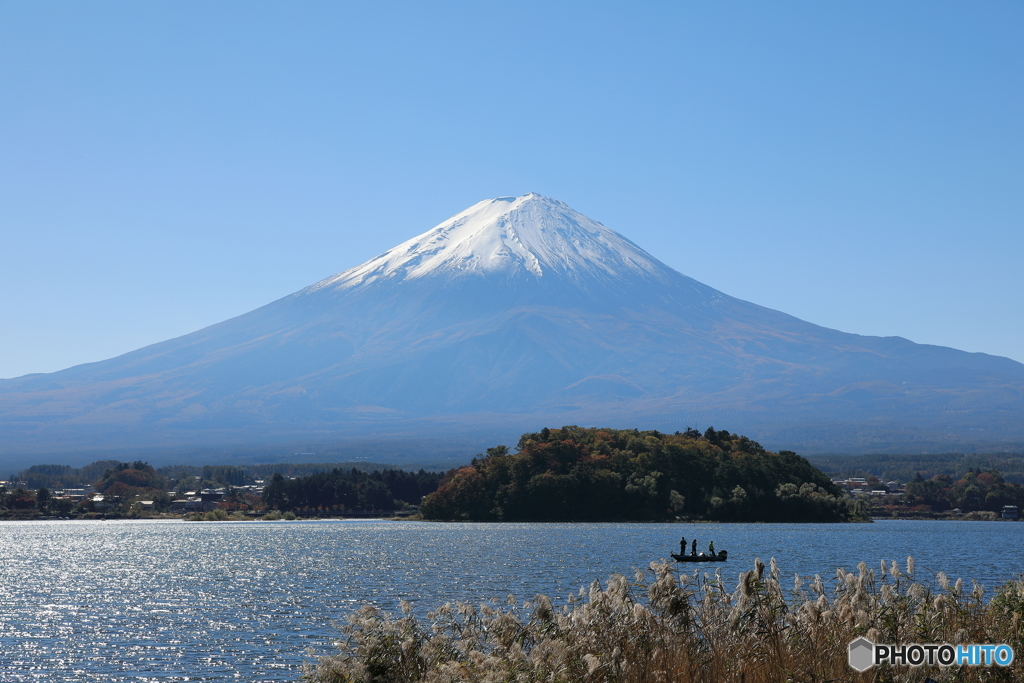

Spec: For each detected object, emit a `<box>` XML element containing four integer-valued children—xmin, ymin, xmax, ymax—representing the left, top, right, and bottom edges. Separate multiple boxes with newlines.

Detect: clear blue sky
<box><xmin>1</xmin><ymin>1</ymin><xmax>1022</xmax><ymax>379</ymax></box>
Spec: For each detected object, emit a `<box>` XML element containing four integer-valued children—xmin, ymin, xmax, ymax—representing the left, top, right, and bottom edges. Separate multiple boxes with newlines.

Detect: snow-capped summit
<box><xmin>310</xmin><ymin>193</ymin><xmax>674</xmax><ymax>292</ymax></box>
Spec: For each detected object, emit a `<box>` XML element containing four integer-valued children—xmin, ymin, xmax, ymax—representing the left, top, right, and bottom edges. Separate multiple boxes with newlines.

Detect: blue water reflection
<box><xmin>0</xmin><ymin>519</ymin><xmax>1021</xmax><ymax>681</ymax></box>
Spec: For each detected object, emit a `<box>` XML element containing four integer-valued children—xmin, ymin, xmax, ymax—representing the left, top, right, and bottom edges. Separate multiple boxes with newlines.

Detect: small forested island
<box><xmin>420</xmin><ymin>426</ymin><xmax>864</xmax><ymax>522</ymax></box>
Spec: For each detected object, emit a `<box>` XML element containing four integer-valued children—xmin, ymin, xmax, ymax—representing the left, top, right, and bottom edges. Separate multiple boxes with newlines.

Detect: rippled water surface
<box><xmin>1</xmin><ymin>519</ymin><xmax>1022</xmax><ymax>681</ymax></box>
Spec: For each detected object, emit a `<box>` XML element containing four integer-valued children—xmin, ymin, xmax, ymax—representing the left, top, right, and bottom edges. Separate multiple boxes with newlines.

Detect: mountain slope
<box><xmin>2</xmin><ymin>193</ymin><xmax>1023</xmax><ymax>456</ymax></box>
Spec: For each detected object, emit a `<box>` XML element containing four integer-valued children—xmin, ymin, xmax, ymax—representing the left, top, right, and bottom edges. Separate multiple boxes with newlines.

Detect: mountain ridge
<box><xmin>2</xmin><ymin>193</ymin><xmax>1023</xmax><ymax>460</ymax></box>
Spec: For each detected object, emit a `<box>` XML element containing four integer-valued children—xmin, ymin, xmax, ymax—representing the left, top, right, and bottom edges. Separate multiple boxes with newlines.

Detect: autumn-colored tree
<box><xmin>95</xmin><ymin>461</ymin><xmax>167</xmax><ymax>492</ymax></box>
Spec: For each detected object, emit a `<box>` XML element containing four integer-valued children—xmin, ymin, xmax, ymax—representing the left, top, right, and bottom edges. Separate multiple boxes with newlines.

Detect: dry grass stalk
<box><xmin>305</xmin><ymin>557</ymin><xmax>1024</xmax><ymax>683</ymax></box>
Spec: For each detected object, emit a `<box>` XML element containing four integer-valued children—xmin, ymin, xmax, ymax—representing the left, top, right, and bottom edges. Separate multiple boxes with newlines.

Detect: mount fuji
<box><xmin>2</xmin><ymin>193</ymin><xmax>1023</xmax><ymax>459</ymax></box>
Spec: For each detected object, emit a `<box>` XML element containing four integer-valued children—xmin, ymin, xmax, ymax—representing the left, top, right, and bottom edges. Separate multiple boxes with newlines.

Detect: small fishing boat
<box><xmin>672</xmin><ymin>550</ymin><xmax>728</xmax><ymax>563</ymax></box>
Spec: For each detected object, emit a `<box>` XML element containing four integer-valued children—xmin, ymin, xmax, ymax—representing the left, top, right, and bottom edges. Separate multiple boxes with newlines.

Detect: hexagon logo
<box><xmin>848</xmin><ymin>637</ymin><xmax>874</xmax><ymax>671</ymax></box>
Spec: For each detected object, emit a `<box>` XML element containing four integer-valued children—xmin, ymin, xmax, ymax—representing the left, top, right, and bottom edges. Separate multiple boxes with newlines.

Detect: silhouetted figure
<box><xmin>709</xmin><ymin>540</ymin><xmax>715</xmax><ymax>555</ymax></box>
<box><xmin>691</xmin><ymin>539</ymin><xmax>697</xmax><ymax>556</ymax></box>
<box><xmin>680</xmin><ymin>537</ymin><xmax>687</xmax><ymax>555</ymax></box>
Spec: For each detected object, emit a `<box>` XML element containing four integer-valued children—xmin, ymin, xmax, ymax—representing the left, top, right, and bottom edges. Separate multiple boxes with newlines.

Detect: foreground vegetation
<box><xmin>306</xmin><ymin>557</ymin><xmax>1024</xmax><ymax>683</ymax></box>
<box><xmin>421</xmin><ymin>427</ymin><xmax>861</xmax><ymax>522</ymax></box>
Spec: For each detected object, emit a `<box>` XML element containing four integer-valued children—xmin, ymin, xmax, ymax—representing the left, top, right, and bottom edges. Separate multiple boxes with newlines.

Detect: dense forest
<box><xmin>420</xmin><ymin>426</ymin><xmax>862</xmax><ymax>522</ymax></box>
<box><xmin>14</xmin><ymin>461</ymin><xmax>129</xmax><ymax>490</ymax></box>
<box><xmin>261</xmin><ymin>468</ymin><xmax>442</xmax><ymax>512</ymax></box>
<box><xmin>901</xmin><ymin>469</ymin><xmax>1024</xmax><ymax>512</ymax></box>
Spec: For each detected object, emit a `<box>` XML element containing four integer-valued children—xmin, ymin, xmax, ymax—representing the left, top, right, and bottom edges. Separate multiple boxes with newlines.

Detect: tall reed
<box><xmin>305</xmin><ymin>557</ymin><xmax>1024</xmax><ymax>683</ymax></box>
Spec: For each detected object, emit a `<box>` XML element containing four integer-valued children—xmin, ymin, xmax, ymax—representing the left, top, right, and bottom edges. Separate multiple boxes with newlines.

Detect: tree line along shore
<box><xmin>2</xmin><ymin>426</ymin><xmax>1023</xmax><ymax>522</ymax></box>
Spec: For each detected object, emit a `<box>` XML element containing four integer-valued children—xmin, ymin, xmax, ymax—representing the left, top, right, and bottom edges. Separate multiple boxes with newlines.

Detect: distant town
<box><xmin>831</xmin><ymin>474</ymin><xmax>1020</xmax><ymax>520</ymax></box>
<box><xmin>0</xmin><ymin>460</ymin><xmax>440</xmax><ymax>521</ymax></box>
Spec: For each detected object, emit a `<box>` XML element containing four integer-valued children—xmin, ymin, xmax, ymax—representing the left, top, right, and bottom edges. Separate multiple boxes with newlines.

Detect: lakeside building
<box><xmin>171</xmin><ymin>489</ymin><xmax>226</xmax><ymax>513</ymax></box>
<box><xmin>831</xmin><ymin>478</ymin><xmax>903</xmax><ymax>497</ymax></box>
<box><xmin>1003</xmin><ymin>505</ymin><xmax>1019</xmax><ymax>520</ymax></box>
<box><xmin>88</xmin><ymin>494</ymin><xmax>112</xmax><ymax>511</ymax></box>
<box><xmin>54</xmin><ymin>487</ymin><xmax>94</xmax><ymax>501</ymax></box>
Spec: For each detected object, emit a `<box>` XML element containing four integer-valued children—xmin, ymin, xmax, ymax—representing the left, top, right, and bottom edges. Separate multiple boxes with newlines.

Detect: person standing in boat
<box><xmin>708</xmin><ymin>540</ymin><xmax>715</xmax><ymax>556</ymax></box>
<box><xmin>691</xmin><ymin>539</ymin><xmax>697</xmax><ymax>556</ymax></box>
<box><xmin>680</xmin><ymin>536</ymin><xmax>687</xmax><ymax>555</ymax></box>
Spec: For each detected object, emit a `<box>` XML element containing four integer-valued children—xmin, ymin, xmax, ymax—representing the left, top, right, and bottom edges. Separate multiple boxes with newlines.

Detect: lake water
<box><xmin>1</xmin><ymin>519</ymin><xmax>1022</xmax><ymax>682</ymax></box>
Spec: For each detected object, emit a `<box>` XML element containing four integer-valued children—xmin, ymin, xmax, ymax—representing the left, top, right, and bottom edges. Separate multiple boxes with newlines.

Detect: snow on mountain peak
<box><xmin>311</xmin><ymin>193</ymin><xmax>673</xmax><ymax>292</ymax></box>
